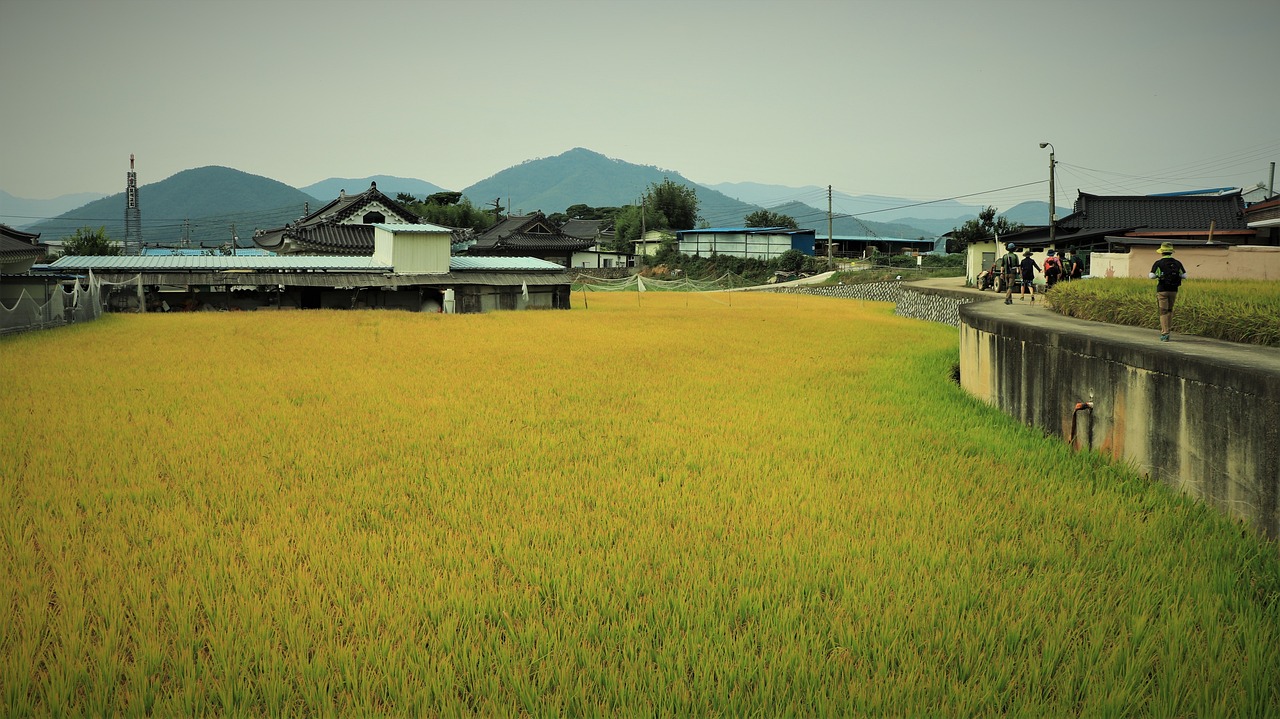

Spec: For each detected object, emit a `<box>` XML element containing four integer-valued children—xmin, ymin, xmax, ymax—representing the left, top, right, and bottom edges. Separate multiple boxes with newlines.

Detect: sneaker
<box><xmin>1030</xmin><ymin>295</ymin><xmax>1035</xmax><ymax>303</ymax></box>
<box><xmin>1005</xmin><ymin>299</ymin><xmax>1013</xmax><ymax>305</ymax></box>
<box><xmin>1159</xmin><ymin>333</ymin><xmax>1170</xmax><ymax>342</ymax></box>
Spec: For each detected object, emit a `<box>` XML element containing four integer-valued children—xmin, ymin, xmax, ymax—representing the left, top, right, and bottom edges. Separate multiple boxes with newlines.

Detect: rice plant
<box><xmin>1</xmin><ymin>292</ymin><xmax>1277</xmax><ymax>715</ymax></box>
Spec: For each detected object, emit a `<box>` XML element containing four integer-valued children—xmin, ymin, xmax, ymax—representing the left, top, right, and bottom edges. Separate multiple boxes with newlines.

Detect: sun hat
<box><xmin>1006</xmin><ymin>242</ymin><xmax>1015</xmax><ymax>250</ymax></box>
<box><xmin>1023</xmin><ymin>249</ymin><xmax>1033</xmax><ymax>256</ymax></box>
<box><xmin>1047</xmin><ymin>249</ymin><xmax>1056</xmax><ymax>256</ymax></box>
<box><xmin>1158</xmin><ymin>242</ymin><xmax>1175</xmax><ymax>254</ymax></box>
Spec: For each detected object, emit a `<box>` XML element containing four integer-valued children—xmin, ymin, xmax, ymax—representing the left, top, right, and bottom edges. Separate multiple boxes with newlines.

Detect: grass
<box><xmin>1047</xmin><ymin>278</ymin><xmax>1280</xmax><ymax>346</ymax></box>
<box><xmin>2</xmin><ymin>292</ymin><xmax>1278</xmax><ymax>715</ymax></box>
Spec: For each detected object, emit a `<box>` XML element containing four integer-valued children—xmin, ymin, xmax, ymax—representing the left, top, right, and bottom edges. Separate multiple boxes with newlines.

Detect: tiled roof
<box><xmin>1060</xmin><ymin>192</ymin><xmax>1248</xmax><ymax>232</ymax></box>
<box><xmin>252</xmin><ymin>182</ymin><xmax>420</xmax><ymax>254</ymax></box>
<box><xmin>559</xmin><ymin>219</ymin><xmax>606</xmax><ymax>240</ymax></box>
<box><xmin>1</xmin><ymin>224</ymin><xmax>40</xmax><ymax>243</ymax></box>
<box><xmin>470</xmin><ymin>213</ymin><xmax>594</xmax><ymax>253</ymax></box>
<box><xmin>0</xmin><ymin>234</ymin><xmax>43</xmax><ymax>263</ymax></box>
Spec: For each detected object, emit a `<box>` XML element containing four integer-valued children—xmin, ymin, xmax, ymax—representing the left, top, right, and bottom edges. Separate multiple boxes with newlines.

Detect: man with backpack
<box><xmin>1150</xmin><ymin>242</ymin><xmax>1187</xmax><ymax>342</ymax></box>
<box><xmin>1065</xmin><ymin>250</ymin><xmax>1085</xmax><ymax>281</ymax></box>
<box><xmin>1000</xmin><ymin>242</ymin><xmax>1021</xmax><ymax>305</ymax></box>
<box><xmin>1043</xmin><ymin>249</ymin><xmax>1063</xmax><ymax>289</ymax></box>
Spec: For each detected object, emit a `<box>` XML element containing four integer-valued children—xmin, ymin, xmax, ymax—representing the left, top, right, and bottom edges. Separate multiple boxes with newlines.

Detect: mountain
<box><xmin>764</xmin><ymin>201</ymin><xmax>935</xmax><ymax>239</ymax></box>
<box><xmin>26</xmin><ymin>166</ymin><xmax>317</xmax><ymax>247</ymax></box>
<box><xmin>706</xmin><ymin>181</ymin><xmax>986</xmax><ymax>222</ymax></box>
<box><xmin>461</xmin><ymin>148</ymin><xmax>759</xmax><ymax>225</ymax></box>
<box><xmin>301</xmin><ymin>175</ymin><xmax>448</xmax><ymax>203</ymax></box>
<box><xmin>0</xmin><ymin>190</ymin><xmax>108</xmax><ymax>231</ymax></box>
<box><xmin>1002</xmin><ymin>200</ymin><xmax>1071</xmax><ymax>226</ymax></box>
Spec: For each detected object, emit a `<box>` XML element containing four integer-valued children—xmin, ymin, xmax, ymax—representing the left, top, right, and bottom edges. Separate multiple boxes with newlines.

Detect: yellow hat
<box><xmin>1158</xmin><ymin>242</ymin><xmax>1175</xmax><ymax>254</ymax></box>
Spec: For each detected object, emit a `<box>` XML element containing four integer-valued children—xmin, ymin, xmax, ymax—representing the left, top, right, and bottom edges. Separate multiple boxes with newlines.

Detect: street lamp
<box><xmin>1039</xmin><ymin>142</ymin><xmax>1056</xmax><ymax>246</ymax></box>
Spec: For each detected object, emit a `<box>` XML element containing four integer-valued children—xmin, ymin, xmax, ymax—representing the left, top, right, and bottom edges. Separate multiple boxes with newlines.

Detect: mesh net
<box><xmin>573</xmin><ymin>273</ymin><xmax>755</xmax><ymax>292</ymax></box>
<box><xmin>0</xmin><ymin>271</ymin><xmax>107</xmax><ymax>336</ymax></box>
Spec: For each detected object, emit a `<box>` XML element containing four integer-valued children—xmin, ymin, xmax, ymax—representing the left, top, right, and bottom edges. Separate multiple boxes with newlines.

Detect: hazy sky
<box><xmin>2</xmin><ymin>0</ymin><xmax>1278</xmax><ymax>213</ymax></box>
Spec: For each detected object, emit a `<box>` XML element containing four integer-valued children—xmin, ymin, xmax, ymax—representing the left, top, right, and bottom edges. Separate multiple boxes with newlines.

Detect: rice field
<box><xmin>2</xmin><ymin>292</ymin><xmax>1278</xmax><ymax>716</ymax></box>
<box><xmin>1048</xmin><ymin>278</ymin><xmax>1280</xmax><ymax>346</ymax></box>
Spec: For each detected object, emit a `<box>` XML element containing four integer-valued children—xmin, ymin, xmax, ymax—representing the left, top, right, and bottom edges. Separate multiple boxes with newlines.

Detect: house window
<box><xmin>363</xmin><ymin>211</ymin><xmax>386</xmax><ymax>224</ymax></box>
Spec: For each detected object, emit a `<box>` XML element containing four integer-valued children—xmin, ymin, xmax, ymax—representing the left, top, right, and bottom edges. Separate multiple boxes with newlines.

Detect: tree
<box><xmin>61</xmin><ymin>226</ymin><xmax>120</xmax><ymax>256</ymax></box>
<box><xmin>744</xmin><ymin>210</ymin><xmax>799</xmax><ymax>229</ymax></box>
<box><xmin>403</xmin><ymin>196</ymin><xmax>494</xmax><ymax>232</ymax></box>
<box><xmin>646</xmin><ymin>179</ymin><xmax>700</xmax><ymax>231</ymax></box>
<box><xmin>610</xmin><ymin>203</ymin><xmax>667</xmax><ymax>251</ymax></box>
<box><xmin>396</xmin><ymin>192</ymin><xmax>419</xmax><ymax>205</ymax></box>
<box><xmin>948</xmin><ymin>206</ymin><xmax>1023</xmax><ymax>253</ymax></box>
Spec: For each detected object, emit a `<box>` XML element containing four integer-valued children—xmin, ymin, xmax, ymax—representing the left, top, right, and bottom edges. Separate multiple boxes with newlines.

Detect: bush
<box><xmin>1048</xmin><ymin>278</ymin><xmax>1280</xmax><ymax>346</ymax></box>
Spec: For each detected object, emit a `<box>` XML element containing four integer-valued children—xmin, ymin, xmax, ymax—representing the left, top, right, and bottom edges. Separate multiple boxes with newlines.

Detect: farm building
<box><xmin>45</xmin><ymin>224</ymin><xmax>573</xmax><ymax>313</ymax></box>
<box><xmin>676</xmin><ymin>227</ymin><xmax>816</xmax><ymax>260</ymax></box>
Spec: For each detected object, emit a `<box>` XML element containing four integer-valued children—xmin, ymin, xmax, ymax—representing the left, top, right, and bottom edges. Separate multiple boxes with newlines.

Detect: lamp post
<box><xmin>1039</xmin><ymin>142</ymin><xmax>1056</xmax><ymax>246</ymax></box>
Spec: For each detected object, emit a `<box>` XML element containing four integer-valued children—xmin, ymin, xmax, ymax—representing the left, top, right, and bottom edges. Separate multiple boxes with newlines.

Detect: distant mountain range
<box><xmin>24</xmin><ymin>167</ymin><xmax>316</xmax><ymax>247</ymax></box>
<box><xmin>17</xmin><ymin>149</ymin><xmax>1075</xmax><ymax>247</ymax></box>
<box><xmin>301</xmin><ymin>175</ymin><xmax>447</xmax><ymax>203</ymax></box>
<box><xmin>1</xmin><ymin>190</ymin><xmax>108</xmax><ymax>230</ymax></box>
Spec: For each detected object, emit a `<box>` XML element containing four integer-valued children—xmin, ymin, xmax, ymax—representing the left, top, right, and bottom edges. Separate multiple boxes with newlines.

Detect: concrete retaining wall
<box><xmin>959</xmin><ymin>301</ymin><xmax>1280</xmax><ymax>539</ymax></box>
<box><xmin>764</xmin><ymin>280</ymin><xmax>982</xmax><ymax>327</ymax></box>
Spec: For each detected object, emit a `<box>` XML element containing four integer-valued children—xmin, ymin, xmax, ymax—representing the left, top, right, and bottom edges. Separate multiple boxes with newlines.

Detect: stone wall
<box><xmin>763</xmin><ymin>281</ymin><xmax>981</xmax><ymax>327</ymax></box>
<box><xmin>959</xmin><ymin>301</ymin><xmax>1280</xmax><ymax>539</ymax></box>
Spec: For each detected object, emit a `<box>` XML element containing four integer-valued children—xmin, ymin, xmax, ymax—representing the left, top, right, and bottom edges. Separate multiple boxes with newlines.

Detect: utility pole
<box><xmin>1040</xmin><ymin>142</ymin><xmax>1056</xmax><ymax>246</ymax></box>
<box><xmin>230</xmin><ymin>223</ymin><xmax>237</xmax><ymax>256</ymax></box>
<box><xmin>827</xmin><ymin>185</ymin><xmax>833</xmax><ymax>264</ymax></box>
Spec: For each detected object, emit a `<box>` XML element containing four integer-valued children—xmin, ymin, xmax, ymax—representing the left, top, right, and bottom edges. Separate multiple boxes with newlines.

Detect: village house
<box><xmin>961</xmin><ymin>190</ymin><xmax>1280</xmax><ymax>284</ymax></box>
<box><xmin>676</xmin><ymin>227</ymin><xmax>816</xmax><ymax>260</ymax></box>
<box><xmin>463</xmin><ymin>212</ymin><xmax>595</xmax><ymax>268</ymax></box>
<box><xmin>39</xmin><ymin>185</ymin><xmax>575</xmax><ymax>314</ymax></box>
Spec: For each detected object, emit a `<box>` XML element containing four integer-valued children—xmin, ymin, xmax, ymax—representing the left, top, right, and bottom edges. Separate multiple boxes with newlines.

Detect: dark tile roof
<box><xmin>1</xmin><ymin>224</ymin><xmax>41</xmax><ymax>243</ymax></box>
<box><xmin>1060</xmin><ymin>192</ymin><xmax>1249</xmax><ymax>232</ymax></box>
<box><xmin>559</xmin><ymin>219</ymin><xmax>606</xmax><ymax>240</ymax></box>
<box><xmin>0</xmin><ymin>234</ymin><xmax>43</xmax><ymax>263</ymax></box>
<box><xmin>470</xmin><ymin>213</ymin><xmax>594</xmax><ymax>254</ymax></box>
<box><xmin>252</xmin><ymin>182</ymin><xmax>420</xmax><ymax>254</ymax></box>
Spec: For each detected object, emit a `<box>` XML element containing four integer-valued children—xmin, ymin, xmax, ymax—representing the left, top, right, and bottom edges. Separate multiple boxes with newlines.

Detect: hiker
<box><xmin>1043</xmin><ymin>249</ymin><xmax>1063</xmax><ymax>288</ymax></box>
<box><xmin>1149</xmin><ymin>242</ymin><xmax>1187</xmax><ymax>342</ymax></box>
<box><xmin>1000</xmin><ymin>243</ymin><xmax>1021</xmax><ymax>305</ymax></box>
<box><xmin>1065</xmin><ymin>250</ymin><xmax>1085</xmax><ymax>281</ymax></box>
<box><xmin>1019</xmin><ymin>249</ymin><xmax>1041</xmax><ymax>302</ymax></box>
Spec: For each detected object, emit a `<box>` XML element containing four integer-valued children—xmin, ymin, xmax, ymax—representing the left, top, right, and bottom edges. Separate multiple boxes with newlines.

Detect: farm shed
<box><xmin>44</xmin><ymin>226</ymin><xmax>572</xmax><ymax>313</ymax></box>
<box><xmin>676</xmin><ymin>227</ymin><xmax>816</xmax><ymax>260</ymax></box>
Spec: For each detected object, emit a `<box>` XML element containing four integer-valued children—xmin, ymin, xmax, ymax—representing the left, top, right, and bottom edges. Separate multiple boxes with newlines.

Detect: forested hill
<box><xmin>763</xmin><ymin>200</ymin><xmax>935</xmax><ymax>240</ymax></box>
<box><xmin>461</xmin><ymin>148</ymin><xmax>758</xmax><ymax>225</ymax></box>
<box><xmin>27</xmin><ymin>166</ymin><xmax>317</xmax><ymax>247</ymax></box>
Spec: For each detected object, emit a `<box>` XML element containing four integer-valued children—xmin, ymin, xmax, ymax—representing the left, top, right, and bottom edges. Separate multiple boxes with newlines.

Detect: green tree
<box><xmin>646</xmin><ymin>179</ymin><xmax>700</xmax><ymax>231</ymax></box>
<box><xmin>611</xmin><ymin>203</ymin><xmax>667</xmax><ymax>251</ymax></box>
<box><xmin>61</xmin><ymin>226</ymin><xmax>120</xmax><ymax>256</ymax></box>
<box><xmin>948</xmin><ymin>206</ymin><xmax>1023</xmax><ymax>253</ymax></box>
<box><xmin>403</xmin><ymin>195</ymin><xmax>494</xmax><ymax>232</ymax></box>
<box><xmin>744</xmin><ymin>210</ymin><xmax>799</xmax><ymax>229</ymax></box>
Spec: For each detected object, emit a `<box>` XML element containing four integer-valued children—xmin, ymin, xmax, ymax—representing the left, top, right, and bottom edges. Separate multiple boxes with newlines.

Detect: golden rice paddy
<box><xmin>2</xmin><ymin>291</ymin><xmax>1277</xmax><ymax>715</ymax></box>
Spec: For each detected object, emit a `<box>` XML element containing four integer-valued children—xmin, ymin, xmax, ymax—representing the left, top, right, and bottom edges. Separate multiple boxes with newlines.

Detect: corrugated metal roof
<box><xmin>450</xmin><ymin>256</ymin><xmax>565</xmax><ymax>271</ymax></box>
<box><xmin>47</xmin><ymin>255</ymin><xmax>393</xmax><ymax>271</ymax></box>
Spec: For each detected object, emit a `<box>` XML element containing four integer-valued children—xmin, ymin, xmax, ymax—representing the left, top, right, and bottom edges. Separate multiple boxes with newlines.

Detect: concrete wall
<box><xmin>959</xmin><ymin>301</ymin><xmax>1280</xmax><ymax>539</ymax></box>
<box><xmin>1091</xmin><ymin>245</ymin><xmax>1280</xmax><ymax>281</ymax></box>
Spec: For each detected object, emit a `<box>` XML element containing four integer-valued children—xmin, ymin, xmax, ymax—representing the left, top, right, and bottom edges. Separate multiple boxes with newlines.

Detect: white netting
<box><xmin>574</xmin><ymin>272</ymin><xmax>754</xmax><ymax>292</ymax></box>
<box><xmin>0</xmin><ymin>271</ymin><xmax>106</xmax><ymax>336</ymax></box>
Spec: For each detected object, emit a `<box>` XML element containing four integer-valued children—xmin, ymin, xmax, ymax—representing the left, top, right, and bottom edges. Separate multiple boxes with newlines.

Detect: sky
<box><xmin>2</xmin><ymin>0</ymin><xmax>1278</xmax><ymax>214</ymax></box>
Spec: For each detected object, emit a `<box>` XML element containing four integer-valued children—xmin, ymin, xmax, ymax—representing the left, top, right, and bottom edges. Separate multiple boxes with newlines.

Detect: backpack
<box><xmin>1001</xmin><ymin>253</ymin><xmax>1020</xmax><ymax>273</ymax></box>
<box><xmin>1044</xmin><ymin>256</ymin><xmax>1061</xmax><ymax>273</ymax></box>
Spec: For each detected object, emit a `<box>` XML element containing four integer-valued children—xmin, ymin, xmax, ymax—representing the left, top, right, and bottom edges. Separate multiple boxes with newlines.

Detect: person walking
<box><xmin>1000</xmin><ymin>242</ymin><xmax>1021</xmax><ymax>305</ymax></box>
<box><xmin>1043</xmin><ymin>249</ymin><xmax>1063</xmax><ymax>289</ymax></box>
<box><xmin>1065</xmin><ymin>250</ymin><xmax>1085</xmax><ymax>281</ymax></box>
<box><xmin>1150</xmin><ymin>242</ymin><xmax>1187</xmax><ymax>342</ymax></box>
<box><xmin>1019</xmin><ymin>249</ymin><xmax>1041</xmax><ymax>302</ymax></box>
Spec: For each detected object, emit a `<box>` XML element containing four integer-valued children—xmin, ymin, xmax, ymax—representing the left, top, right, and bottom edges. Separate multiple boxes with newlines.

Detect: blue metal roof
<box><xmin>680</xmin><ymin>227</ymin><xmax>803</xmax><ymax>234</ymax></box>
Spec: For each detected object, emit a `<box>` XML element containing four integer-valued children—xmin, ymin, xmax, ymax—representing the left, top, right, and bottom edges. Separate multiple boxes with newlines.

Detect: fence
<box><xmin>0</xmin><ymin>272</ymin><xmax>113</xmax><ymax>337</ymax></box>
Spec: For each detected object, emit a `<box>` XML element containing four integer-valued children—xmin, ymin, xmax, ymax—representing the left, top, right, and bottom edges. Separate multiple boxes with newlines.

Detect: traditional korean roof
<box><xmin>559</xmin><ymin>219</ymin><xmax>607</xmax><ymax>240</ymax></box>
<box><xmin>1059</xmin><ymin>192</ymin><xmax>1249</xmax><ymax>233</ymax></box>
<box><xmin>0</xmin><ymin>224</ymin><xmax>42</xmax><ymax>264</ymax></box>
<box><xmin>252</xmin><ymin>182</ymin><xmax>421</xmax><ymax>255</ymax></box>
<box><xmin>47</xmin><ymin>254</ymin><xmax>392</xmax><ymax>272</ymax></box>
<box><xmin>469</xmin><ymin>213</ymin><xmax>594</xmax><ymax>254</ymax></box>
